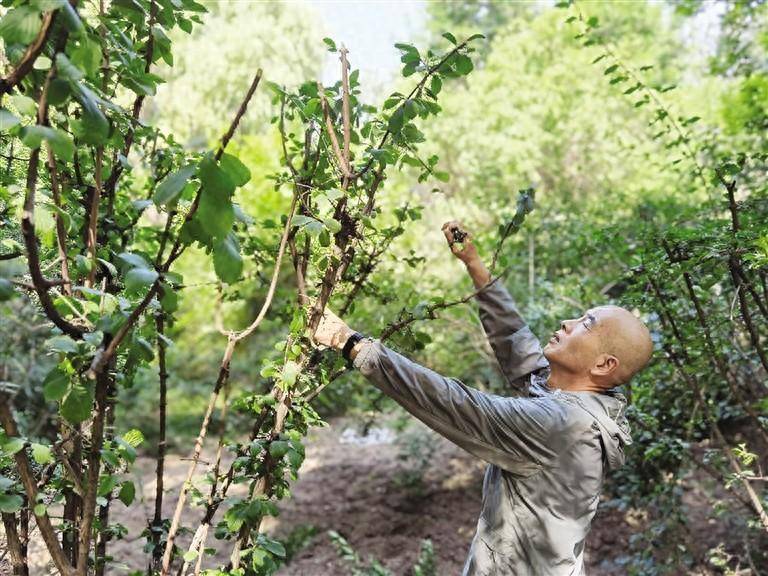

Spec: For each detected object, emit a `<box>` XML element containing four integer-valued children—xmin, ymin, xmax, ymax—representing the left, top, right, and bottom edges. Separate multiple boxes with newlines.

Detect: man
<box><xmin>313</xmin><ymin>221</ymin><xmax>654</xmax><ymax>575</ymax></box>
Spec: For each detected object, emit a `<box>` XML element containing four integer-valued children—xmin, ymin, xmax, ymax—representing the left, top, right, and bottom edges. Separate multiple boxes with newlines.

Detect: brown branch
<box><xmin>215</xmin><ymin>69</ymin><xmax>264</xmax><ymax>162</ymax></box>
<box><xmin>151</xmin><ymin>312</ymin><xmax>168</xmax><ymax>569</ymax></box>
<box><xmin>663</xmin><ymin>242</ymin><xmax>768</xmax><ymax>446</ymax></box>
<box><xmin>1</xmin><ymin>512</ymin><xmax>29</xmax><ymax>576</ymax></box>
<box><xmin>648</xmin><ymin>274</ymin><xmax>768</xmax><ymax>533</ymax></box>
<box><xmin>0</xmin><ymin>396</ymin><xmax>76</xmax><ymax>576</ymax></box>
<box><xmin>160</xmin><ymin>337</ymin><xmax>236</xmax><ymax>576</ymax></box>
<box><xmin>734</xmin><ymin>264</ymin><xmax>768</xmax><ymax>322</ymax></box>
<box><xmin>88</xmin><ymin>70</ymin><xmax>264</xmax><ymax>381</ymax></box>
<box><xmin>85</xmin><ymin>148</ymin><xmax>103</xmax><ymax>288</ymax></box>
<box><xmin>22</xmin><ymin>147</ymin><xmax>86</xmax><ymax>339</ymax></box>
<box><xmin>46</xmin><ymin>146</ymin><xmax>73</xmax><ymax>296</ymax></box>
<box><xmin>340</xmin><ymin>46</ymin><xmax>352</xmax><ymax>175</ymax></box>
<box><xmin>729</xmin><ymin>258</ymin><xmax>768</xmax><ymax>374</ymax></box>
<box><xmin>161</xmin><ymin>191</ymin><xmax>296</xmax><ymax>573</ymax></box>
<box><xmin>0</xmin><ymin>251</ymin><xmax>22</xmax><ymax>261</ymax></box>
<box><xmin>353</xmin><ymin>39</ymin><xmax>471</xmax><ymax>180</ymax></box>
<box><xmin>163</xmin><ymin>69</ymin><xmax>263</xmax><ymax>268</ymax></box>
<box><xmin>0</xmin><ymin>11</ymin><xmax>57</xmax><ymax>95</ymax></box>
<box><xmin>318</xmin><ymin>83</ymin><xmax>350</xmax><ymax>180</ymax></box>
<box><xmin>379</xmin><ymin>271</ymin><xmax>508</xmax><ymax>340</ymax></box>
<box><xmin>76</xmin><ymin>366</ymin><xmax>111</xmax><ymax>575</ymax></box>
<box><xmin>104</xmin><ymin>0</ymin><xmax>157</xmax><ymax>213</ymax></box>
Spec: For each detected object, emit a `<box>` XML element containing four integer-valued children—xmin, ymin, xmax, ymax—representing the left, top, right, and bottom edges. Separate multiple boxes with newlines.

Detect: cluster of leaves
<box><xmin>554</xmin><ymin>1</ymin><xmax>768</xmax><ymax>572</ymax></box>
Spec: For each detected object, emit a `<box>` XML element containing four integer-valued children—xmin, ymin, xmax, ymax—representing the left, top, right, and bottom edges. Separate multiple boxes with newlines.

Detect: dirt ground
<box><xmin>3</xmin><ymin>415</ymin><xmax>759</xmax><ymax>575</ymax></box>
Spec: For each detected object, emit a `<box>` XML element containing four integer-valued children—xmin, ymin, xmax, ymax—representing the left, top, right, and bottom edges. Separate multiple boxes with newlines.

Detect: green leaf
<box><xmin>43</xmin><ymin>366</ymin><xmax>70</xmax><ymax>401</ymax></box>
<box><xmin>124</xmin><ymin>268</ymin><xmax>159</xmax><ymax>294</ymax></box>
<box><xmin>213</xmin><ymin>232</ymin><xmax>243</xmax><ymax>284</ymax></box>
<box><xmin>0</xmin><ymin>278</ymin><xmax>16</xmax><ymax>301</ymax></box>
<box><xmin>0</xmin><ymin>6</ymin><xmax>41</xmax><ymax>45</ymax></box>
<box><xmin>10</xmin><ymin>94</ymin><xmax>36</xmax><ymax>116</ymax></box>
<box><xmin>183</xmin><ymin>550</ymin><xmax>198</xmax><ymax>563</ymax></box>
<box><xmin>75</xmin><ymin>87</ymin><xmax>109</xmax><ymax>145</ymax></box>
<box><xmin>282</xmin><ymin>361</ymin><xmax>300</xmax><ymax>387</ymax></box>
<box><xmin>118</xmin><ymin>481</ymin><xmax>135</xmax><ymax>506</ymax></box>
<box><xmin>33</xmin><ymin>503</ymin><xmax>46</xmax><ymax>516</ymax></box>
<box><xmin>603</xmin><ymin>64</ymin><xmax>619</xmax><ymax>75</ymax></box>
<box><xmin>20</xmin><ymin>126</ymin><xmax>75</xmax><ymax>162</ymax></box>
<box><xmin>429</xmin><ymin>76</ymin><xmax>442</xmax><ymax>96</ymax></box>
<box><xmin>388</xmin><ymin>107</ymin><xmax>406</xmax><ymax>134</ymax></box>
<box><xmin>31</xmin><ymin>443</ymin><xmax>53</xmax><ymax>465</ymax></box>
<box><xmin>442</xmin><ymin>32</ymin><xmax>457</xmax><ymax>45</ymax></box>
<box><xmin>324</xmin><ymin>218</ymin><xmax>341</xmax><ymax>234</ymax></box>
<box><xmin>220</xmin><ymin>153</ymin><xmax>251</xmax><ymax>187</ymax></box>
<box><xmin>0</xmin><ymin>109</ymin><xmax>21</xmax><ymax>132</ymax></box>
<box><xmin>0</xmin><ymin>494</ymin><xmax>23</xmax><ymax>514</ymax></box>
<box><xmin>154</xmin><ymin>164</ymin><xmax>197</xmax><ymax>206</ymax></box>
<box><xmin>198</xmin><ymin>157</ymin><xmax>235</xmax><ymax>239</ymax></box>
<box><xmin>454</xmin><ymin>54</ymin><xmax>473</xmax><ymax>75</ymax></box>
<box><xmin>269</xmin><ymin>440</ymin><xmax>291</xmax><ymax>459</ymax></box>
<box><xmin>159</xmin><ymin>282</ymin><xmax>178</xmax><ymax>313</ymax></box>
<box><xmin>70</xmin><ymin>36</ymin><xmax>101</xmax><ymax>77</ymax></box>
<box><xmin>261</xmin><ymin>538</ymin><xmax>286</xmax><ymax>558</ymax></box>
<box><xmin>118</xmin><ymin>252</ymin><xmax>152</xmax><ymax>270</ymax></box>
<box><xmin>323</xmin><ymin>37</ymin><xmax>337</xmax><ymax>52</ymax></box>
<box><xmin>47</xmin><ymin>78</ymin><xmax>71</xmax><ymax>106</ymax></box>
<box><xmin>122</xmin><ymin>429</ymin><xmax>144</xmax><ymax>448</ymax></box>
<box><xmin>61</xmin><ymin>383</ymin><xmax>93</xmax><ymax>424</ymax></box>
<box><xmin>98</xmin><ymin>474</ymin><xmax>117</xmax><ymax>497</ymax></box>
<box><xmin>1</xmin><ymin>437</ymin><xmax>25</xmax><ymax>456</ymax></box>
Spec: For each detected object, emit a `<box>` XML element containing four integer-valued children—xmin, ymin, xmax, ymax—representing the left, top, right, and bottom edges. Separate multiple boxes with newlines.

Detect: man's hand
<box><xmin>442</xmin><ymin>220</ymin><xmax>491</xmax><ymax>289</ymax></box>
<box><xmin>312</xmin><ymin>306</ymin><xmax>353</xmax><ymax>351</ymax></box>
<box><xmin>442</xmin><ymin>220</ymin><xmax>479</xmax><ymax>265</ymax></box>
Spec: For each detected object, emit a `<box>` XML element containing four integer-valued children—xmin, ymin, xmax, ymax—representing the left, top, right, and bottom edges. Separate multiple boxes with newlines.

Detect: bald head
<box><xmin>593</xmin><ymin>305</ymin><xmax>654</xmax><ymax>386</ymax></box>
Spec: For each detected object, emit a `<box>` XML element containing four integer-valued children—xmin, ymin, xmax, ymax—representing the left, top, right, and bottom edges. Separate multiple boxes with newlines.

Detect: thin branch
<box><xmin>353</xmin><ymin>39</ymin><xmax>471</xmax><ymax>180</ymax></box>
<box><xmin>46</xmin><ymin>146</ymin><xmax>73</xmax><ymax>296</ymax></box>
<box><xmin>88</xmin><ymin>70</ymin><xmax>264</xmax><ymax>380</ymax></box>
<box><xmin>318</xmin><ymin>83</ymin><xmax>350</xmax><ymax>180</ymax></box>
<box><xmin>160</xmin><ymin>337</ymin><xmax>236</xmax><ymax>576</ymax></box>
<box><xmin>85</xmin><ymin>148</ymin><xmax>103</xmax><ymax>288</ymax></box>
<box><xmin>0</xmin><ymin>11</ymin><xmax>57</xmax><ymax>95</ymax></box>
<box><xmin>76</xmin><ymin>366</ymin><xmax>111</xmax><ymax>575</ymax></box>
<box><xmin>340</xmin><ymin>45</ymin><xmax>352</xmax><ymax>175</ymax></box>
<box><xmin>0</xmin><ymin>396</ymin><xmax>76</xmax><ymax>576</ymax></box>
<box><xmin>151</xmin><ymin>312</ymin><xmax>169</xmax><ymax>570</ymax></box>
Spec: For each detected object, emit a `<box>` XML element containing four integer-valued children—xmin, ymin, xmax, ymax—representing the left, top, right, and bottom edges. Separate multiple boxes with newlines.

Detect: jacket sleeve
<box><xmin>475</xmin><ymin>278</ymin><xmax>549</xmax><ymax>395</ymax></box>
<box><xmin>352</xmin><ymin>338</ymin><xmax>565</xmax><ymax>475</ymax></box>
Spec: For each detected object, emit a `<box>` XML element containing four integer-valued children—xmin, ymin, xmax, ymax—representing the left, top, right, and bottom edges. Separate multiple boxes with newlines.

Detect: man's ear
<box><xmin>590</xmin><ymin>354</ymin><xmax>620</xmax><ymax>379</ymax></box>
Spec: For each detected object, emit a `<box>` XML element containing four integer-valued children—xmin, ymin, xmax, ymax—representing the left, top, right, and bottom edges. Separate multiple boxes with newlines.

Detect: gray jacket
<box><xmin>352</xmin><ymin>279</ymin><xmax>632</xmax><ymax>575</ymax></box>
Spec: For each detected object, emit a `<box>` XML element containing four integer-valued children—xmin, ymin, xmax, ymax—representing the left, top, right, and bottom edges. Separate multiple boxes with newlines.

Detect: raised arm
<box><xmin>311</xmin><ymin>309</ymin><xmax>565</xmax><ymax>475</ymax></box>
<box><xmin>442</xmin><ymin>221</ymin><xmax>549</xmax><ymax>394</ymax></box>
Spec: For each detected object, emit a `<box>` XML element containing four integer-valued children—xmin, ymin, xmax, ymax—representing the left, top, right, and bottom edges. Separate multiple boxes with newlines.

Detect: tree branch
<box><xmin>0</xmin><ymin>396</ymin><xmax>76</xmax><ymax>576</ymax></box>
<box><xmin>0</xmin><ymin>11</ymin><xmax>57</xmax><ymax>95</ymax></box>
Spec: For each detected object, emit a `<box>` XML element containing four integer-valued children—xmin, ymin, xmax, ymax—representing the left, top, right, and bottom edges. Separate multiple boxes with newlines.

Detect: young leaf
<box><xmin>43</xmin><ymin>366</ymin><xmax>70</xmax><ymax>402</ymax></box>
<box><xmin>124</xmin><ymin>268</ymin><xmax>159</xmax><ymax>294</ymax></box>
<box><xmin>118</xmin><ymin>481</ymin><xmax>135</xmax><ymax>506</ymax></box>
<box><xmin>20</xmin><ymin>126</ymin><xmax>75</xmax><ymax>161</ymax></box>
<box><xmin>154</xmin><ymin>164</ymin><xmax>197</xmax><ymax>206</ymax></box>
<box><xmin>31</xmin><ymin>443</ymin><xmax>53</xmax><ymax>465</ymax></box>
<box><xmin>61</xmin><ymin>383</ymin><xmax>94</xmax><ymax>424</ymax></box>
<box><xmin>213</xmin><ymin>232</ymin><xmax>243</xmax><ymax>284</ymax></box>
<box><xmin>220</xmin><ymin>153</ymin><xmax>251</xmax><ymax>187</ymax></box>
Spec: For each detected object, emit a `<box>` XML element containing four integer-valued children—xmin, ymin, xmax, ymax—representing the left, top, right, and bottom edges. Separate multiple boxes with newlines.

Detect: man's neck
<box><xmin>547</xmin><ymin>366</ymin><xmax>604</xmax><ymax>393</ymax></box>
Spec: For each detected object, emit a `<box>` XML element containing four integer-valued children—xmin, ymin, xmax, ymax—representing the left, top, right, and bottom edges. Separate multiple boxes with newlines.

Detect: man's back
<box><xmin>463</xmin><ymin>372</ymin><xmax>630</xmax><ymax>575</ymax></box>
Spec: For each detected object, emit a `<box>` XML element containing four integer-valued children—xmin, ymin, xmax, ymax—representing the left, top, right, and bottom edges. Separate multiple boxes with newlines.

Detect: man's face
<box><xmin>543</xmin><ymin>309</ymin><xmax>604</xmax><ymax>375</ymax></box>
